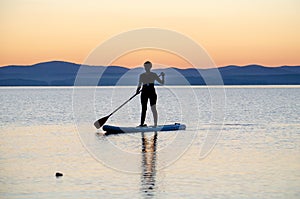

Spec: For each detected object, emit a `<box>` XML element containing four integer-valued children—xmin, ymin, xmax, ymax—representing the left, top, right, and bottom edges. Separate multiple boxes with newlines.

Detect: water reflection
<box><xmin>140</xmin><ymin>132</ymin><xmax>158</xmax><ymax>198</ymax></box>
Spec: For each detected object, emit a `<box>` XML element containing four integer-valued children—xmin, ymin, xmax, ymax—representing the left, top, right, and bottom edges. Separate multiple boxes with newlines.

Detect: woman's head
<box><xmin>144</xmin><ymin>61</ymin><xmax>152</xmax><ymax>72</ymax></box>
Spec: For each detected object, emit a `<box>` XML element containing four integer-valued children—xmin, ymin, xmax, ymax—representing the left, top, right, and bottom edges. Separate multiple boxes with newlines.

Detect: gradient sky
<box><xmin>1</xmin><ymin>0</ymin><xmax>299</xmax><ymax>68</ymax></box>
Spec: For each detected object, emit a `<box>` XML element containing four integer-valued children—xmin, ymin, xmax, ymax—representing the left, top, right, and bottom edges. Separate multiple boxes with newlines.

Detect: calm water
<box><xmin>0</xmin><ymin>86</ymin><xmax>299</xmax><ymax>199</ymax></box>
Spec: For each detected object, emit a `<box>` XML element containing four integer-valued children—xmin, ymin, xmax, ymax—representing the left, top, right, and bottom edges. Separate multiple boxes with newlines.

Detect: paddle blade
<box><xmin>94</xmin><ymin>115</ymin><xmax>110</xmax><ymax>129</ymax></box>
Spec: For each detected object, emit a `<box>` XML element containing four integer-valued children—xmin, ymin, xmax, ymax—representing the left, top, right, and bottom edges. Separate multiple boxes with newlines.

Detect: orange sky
<box><xmin>110</xmin><ymin>49</ymin><xmax>193</xmax><ymax>69</ymax></box>
<box><xmin>1</xmin><ymin>0</ymin><xmax>300</xmax><ymax>68</ymax></box>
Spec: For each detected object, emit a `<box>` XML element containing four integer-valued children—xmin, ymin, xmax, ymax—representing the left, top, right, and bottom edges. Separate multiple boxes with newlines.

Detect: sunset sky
<box><xmin>1</xmin><ymin>0</ymin><xmax>299</xmax><ymax>68</ymax></box>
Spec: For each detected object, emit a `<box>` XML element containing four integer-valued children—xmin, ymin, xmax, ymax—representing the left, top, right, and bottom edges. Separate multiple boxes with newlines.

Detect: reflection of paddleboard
<box><xmin>103</xmin><ymin>123</ymin><xmax>186</xmax><ymax>135</ymax></box>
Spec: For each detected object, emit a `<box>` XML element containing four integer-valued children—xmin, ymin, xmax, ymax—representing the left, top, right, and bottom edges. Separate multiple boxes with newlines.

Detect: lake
<box><xmin>0</xmin><ymin>86</ymin><xmax>299</xmax><ymax>199</ymax></box>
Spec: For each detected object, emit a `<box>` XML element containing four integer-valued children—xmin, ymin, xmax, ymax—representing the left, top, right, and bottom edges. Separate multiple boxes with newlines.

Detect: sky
<box><xmin>1</xmin><ymin>0</ymin><xmax>299</xmax><ymax>68</ymax></box>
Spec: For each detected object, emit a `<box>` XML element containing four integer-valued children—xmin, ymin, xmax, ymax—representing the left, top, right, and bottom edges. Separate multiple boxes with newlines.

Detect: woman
<box><xmin>136</xmin><ymin>61</ymin><xmax>165</xmax><ymax>127</ymax></box>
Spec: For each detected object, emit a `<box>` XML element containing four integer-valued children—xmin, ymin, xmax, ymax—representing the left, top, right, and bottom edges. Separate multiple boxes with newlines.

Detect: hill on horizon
<box><xmin>0</xmin><ymin>61</ymin><xmax>299</xmax><ymax>86</ymax></box>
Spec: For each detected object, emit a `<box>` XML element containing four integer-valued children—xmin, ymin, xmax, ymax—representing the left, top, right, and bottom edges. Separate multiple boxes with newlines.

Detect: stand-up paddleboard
<box><xmin>103</xmin><ymin>123</ymin><xmax>186</xmax><ymax>135</ymax></box>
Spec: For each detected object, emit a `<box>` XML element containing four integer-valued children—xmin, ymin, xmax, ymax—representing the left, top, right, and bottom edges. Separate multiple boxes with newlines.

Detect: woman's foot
<box><xmin>138</xmin><ymin>124</ymin><xmax>147</xmax><ymax>127</ymax></box>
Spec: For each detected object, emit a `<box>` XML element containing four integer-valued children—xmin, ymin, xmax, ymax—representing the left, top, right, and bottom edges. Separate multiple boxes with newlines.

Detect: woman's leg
<box><xmin>150</xmin><ymin>93</ymin><xmax>158</xmax><ymax>126</ymax></box>
<box><xmin>151</xmin><ymin>105</ymin><xmax>158</xmax><ymax>127</ymax></box>
<box><xmin>140</xmin><ymin>93</ymin><xmax>148</xmax><ymax>126</ymax></box>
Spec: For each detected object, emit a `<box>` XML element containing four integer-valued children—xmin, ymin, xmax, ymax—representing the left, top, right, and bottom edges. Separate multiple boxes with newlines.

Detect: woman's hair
<box><xmin>144</xmin><ymin>61</ymin><xmax>152</xmax><ymax>67</ymax></box>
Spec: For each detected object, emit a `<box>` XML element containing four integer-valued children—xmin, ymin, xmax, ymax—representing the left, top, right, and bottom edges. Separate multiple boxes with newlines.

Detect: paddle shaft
<box><xmin>110</xmin><ymin>92</ymin><xmax>140</xmax><ymax>116</ymax></box>
<box><xmin>94</xmin><ymin>91</ymin><xmax>140</xmax><ymax>128</ymax></box>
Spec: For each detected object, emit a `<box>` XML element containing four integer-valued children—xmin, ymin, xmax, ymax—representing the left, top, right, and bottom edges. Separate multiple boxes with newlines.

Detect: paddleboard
<box><xmin>103</xmin><ymin>123</ymin><xmax>186</xmax><ymax>135</ymax></box>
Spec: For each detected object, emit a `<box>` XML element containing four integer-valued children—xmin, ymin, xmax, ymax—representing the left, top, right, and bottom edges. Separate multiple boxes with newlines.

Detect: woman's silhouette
<box><xmin>136</xmin><ymin>61</ymin><xmax>165</xmax><ymax>127</ymax></box>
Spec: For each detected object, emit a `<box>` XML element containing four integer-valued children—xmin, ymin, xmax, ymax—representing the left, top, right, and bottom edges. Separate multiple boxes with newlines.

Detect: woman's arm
<box><xmin>155</xmin><ymin>72</ymin><xmax>165</xmax><ymax>85</ymax></box>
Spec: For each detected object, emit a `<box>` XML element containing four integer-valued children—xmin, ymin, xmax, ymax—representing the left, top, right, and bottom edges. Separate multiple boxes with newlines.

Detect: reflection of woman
<box><xmin>141</xmin><ymin>132</ymin><xmax>158</xmax><ymax>196</ymax></box>
<box><xmin>136</xmin><ymin>61</ymin><xmax>165</xmax><ymax>127</ymax></box>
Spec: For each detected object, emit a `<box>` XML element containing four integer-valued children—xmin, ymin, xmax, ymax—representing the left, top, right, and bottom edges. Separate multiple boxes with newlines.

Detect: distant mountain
<box><xmin>0</xmin><ymin>61</ymin><xmax>299</xmax><ymax>86</ymax></box>
<box><xmin>217</xmin><ymin>65</ymin><xmax>300</xmax><ymax>85</ymax></box>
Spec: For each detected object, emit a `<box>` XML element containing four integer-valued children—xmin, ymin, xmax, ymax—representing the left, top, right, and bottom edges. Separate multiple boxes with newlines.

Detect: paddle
<box><xmin>94</xmin><ymin>91</ymin><xmax>141</xmax><ymax>129</ymax></box>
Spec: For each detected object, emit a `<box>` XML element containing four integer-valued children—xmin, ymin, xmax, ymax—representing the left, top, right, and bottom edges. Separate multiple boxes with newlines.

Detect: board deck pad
<box><xmin>103</xmin><ymin>123</ymin><xmax>186</xmax><ymax>135</ymax></box>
